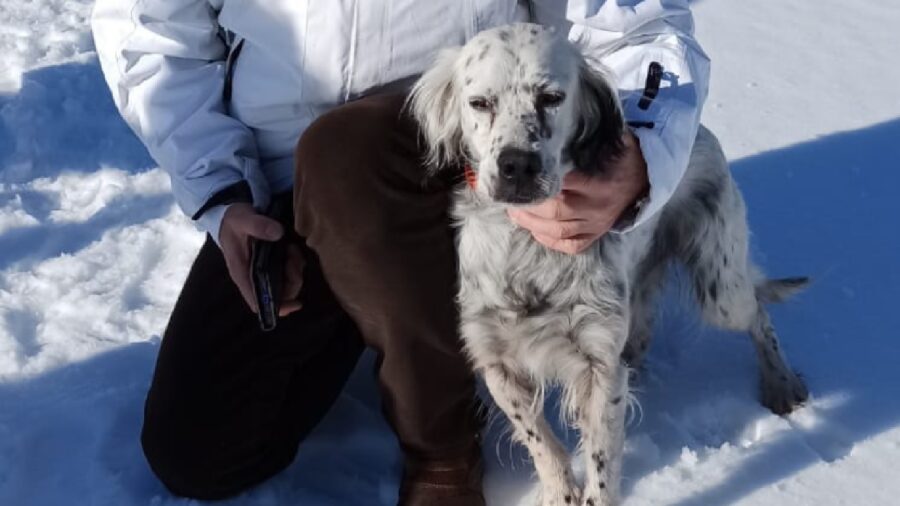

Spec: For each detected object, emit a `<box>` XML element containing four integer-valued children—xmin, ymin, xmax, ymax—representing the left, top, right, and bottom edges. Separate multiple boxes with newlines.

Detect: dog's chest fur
<box><xmin>453</xmin><ymin>191</ymin><xmax>648</xmax><ymax>379</ymax></box>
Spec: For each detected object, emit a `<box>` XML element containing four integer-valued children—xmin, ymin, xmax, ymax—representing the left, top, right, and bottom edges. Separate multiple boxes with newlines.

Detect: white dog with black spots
<box><xmin>409</xmin><ymin>23</ymin><xmax>809</xmax><ymax>506</ymax></box>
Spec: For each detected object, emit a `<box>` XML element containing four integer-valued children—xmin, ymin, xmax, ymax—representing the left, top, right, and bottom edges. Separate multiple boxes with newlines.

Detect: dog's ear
<box><xmin>567</xmin><ymin>57</ymin><xmax>626</xmax><ymax>175</ymax></box>
<box><xmin>407</xmin><ymin>47</ymin><xmax>464</xmax><ymax>172</ymax></box>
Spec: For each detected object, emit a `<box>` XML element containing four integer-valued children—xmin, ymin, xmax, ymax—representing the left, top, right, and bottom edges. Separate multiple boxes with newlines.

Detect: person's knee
<box><xmin>141</xmin><ymin>410</ymin><xmax>294</xmax><ymax>500</ymax></box>
<box><xmin>140</xmin><ymin>416</ymin><xmax>226</xmax><ymax>500</ymax></box>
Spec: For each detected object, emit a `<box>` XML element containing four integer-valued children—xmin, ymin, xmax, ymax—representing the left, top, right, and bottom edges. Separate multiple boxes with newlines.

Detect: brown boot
<box><xmin>398</xmin><ymin>445</ymin><xmax>486</xmax><ymax>506</ymax></box>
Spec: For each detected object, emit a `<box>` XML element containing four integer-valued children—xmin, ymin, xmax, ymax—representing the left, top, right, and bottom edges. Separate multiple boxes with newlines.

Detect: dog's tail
<box><xmin>755</xmin><ymin>277</ymin><xmax>811</xmax><ymax>304</ymax></box>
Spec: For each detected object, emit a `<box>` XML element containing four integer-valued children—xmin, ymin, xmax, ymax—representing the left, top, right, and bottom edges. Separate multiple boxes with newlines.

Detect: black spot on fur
<box><xmin>526</xmin><ymin>429</ymin><xmax>536</xmax><ymax>438</ymax></box>
<box><xmin>478</xmin><ymin>44</ymin><xmax>489</xmax><ymax>61</ymax></box>
<box><xmin>513</xmin><ymin>413</ymin><xmax>523</xmax><ymax>421</ymax></box>
<box><xmin>564</xmin><ymin>495</ymin><xmax>573</xmax><ymax>504</ymax></box>
<box><xmin>497</xmin><ymin>30</ymin><xmax>511</xmax><ymax>42</ymax></box>
<box><xmin>536</xmin><ymin>104</ymin><xmax>552</xmax><ymax>139</ymax></box>
<box><xmin>599</xmin><ymin>482</ymin><xmax>606</xmax><ymax>489</ymax></box>
<box><xmin>684</xmin><ymin>247</ymin><xmax>702</xmax><ymax>271</ymax></box>
<box><xmin>708</xmin><ymin>280</ymin><xmax>719</xmax><ymax>301</ymax></box>
<box><xmin>524</xmin><ymin>299</ymin><xmax>551</xmax><ymax>317</ymax></box>
<box><xmin>693</xmin><ymin>276</ymin><xmax>706</xmax><ymax>304</ymax></box>
<box><xmin>611</xmin><ymin>396</ymin><xmax>622</xmax><ymax>405</ymax></box>
<box><xmin>614</xmin><ymin>280</ymin><xmax>626</xmax><ymax>298</ymax></box>
<box><xmin>692</xmin><ymin>178</ymin><xmax>723</xmax><ymax>217</ymax></box>
<box><xmin>568</xmin><ymin>64</ymin><xmax>625</xmax><ymax>174</ymax></box>
<box><xmin>586</xmin><ymin>499</ymin><xmax>596</xmax><ymax>506</ymax></box>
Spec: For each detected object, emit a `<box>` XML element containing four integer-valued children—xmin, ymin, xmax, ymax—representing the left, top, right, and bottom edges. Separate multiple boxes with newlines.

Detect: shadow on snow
<box><xmin>1</xmin><ymin>57</ymin><xmax>899</xmax><ymax>505</ymax></box>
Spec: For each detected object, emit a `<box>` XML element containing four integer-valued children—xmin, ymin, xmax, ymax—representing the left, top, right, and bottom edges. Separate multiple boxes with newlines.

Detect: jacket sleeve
<box><xmin>533</xmin><ymin>0</ymin><xmax>711</xmax><ymax>230</ymax></box>
<box><xmin>91</xmin><ymin>0</ymin><xmax>269</xmax><ymax>242</ymax></box>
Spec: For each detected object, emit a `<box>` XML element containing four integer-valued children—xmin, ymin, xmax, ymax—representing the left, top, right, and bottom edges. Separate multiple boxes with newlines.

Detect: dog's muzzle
<box><xmin>493</xmin><ymin>148</ymin><xmax>546</xmax><ymax>204</ymax></box>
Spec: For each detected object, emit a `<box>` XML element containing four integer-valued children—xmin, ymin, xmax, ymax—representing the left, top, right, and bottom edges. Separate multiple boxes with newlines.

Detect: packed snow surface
<box><xmin>1</xmin><ymin>1</ymin><xmax>898</xmax><ymax>505</ymax></box>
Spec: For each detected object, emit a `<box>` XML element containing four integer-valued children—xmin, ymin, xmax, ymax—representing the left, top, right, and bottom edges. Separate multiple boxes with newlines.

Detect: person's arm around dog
<box><xmin>512</xmin><ymin>0</ymin><xmax>710</xmax><ymax>254</ymax></box>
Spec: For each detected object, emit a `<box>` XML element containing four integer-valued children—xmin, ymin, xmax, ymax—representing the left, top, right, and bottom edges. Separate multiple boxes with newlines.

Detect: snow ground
<box><xmin>1</xmin><ymin>1</ymin><xmax>899</xmax><ymax>505</ymax></box>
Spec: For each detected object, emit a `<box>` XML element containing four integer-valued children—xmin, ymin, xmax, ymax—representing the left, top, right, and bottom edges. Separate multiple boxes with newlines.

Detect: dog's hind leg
<box><xmin>481</xmin><ymin>364</ymin><xmax>579</xmax><ymax>506</ymax></box>
<box><xmin>622</xmin><ymin>251</ymin><xmax>668</xmax><ymax>370</ymax></box>
<box><xmin>747</xmin><ymin>303</ymin><xmax>810</xmax><ymax>414</ymax></box>
<box><xmin>675</xmin><ymin>127</ymin><xmax>809</xmax><ymax>414</ymax></box>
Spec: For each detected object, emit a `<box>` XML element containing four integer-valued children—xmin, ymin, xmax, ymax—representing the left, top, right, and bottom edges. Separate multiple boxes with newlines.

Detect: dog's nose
<box><xmin>497</xmin><ymin>149</ymin><xmax>541</xmax><ymax>181</ymax></box>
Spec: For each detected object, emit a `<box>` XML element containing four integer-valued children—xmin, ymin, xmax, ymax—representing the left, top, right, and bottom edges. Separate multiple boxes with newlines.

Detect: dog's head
<box><xmin>409</xmin><ymin>23</ymin><xmax>625</xmax><ymax>205</ymax></box>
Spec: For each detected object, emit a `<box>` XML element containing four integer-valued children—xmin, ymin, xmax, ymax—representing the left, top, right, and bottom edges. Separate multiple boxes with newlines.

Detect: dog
<box><xmin>408</xmin><ymin>23</ymin><xmax>809</xmax><ymax>506</ymax></box>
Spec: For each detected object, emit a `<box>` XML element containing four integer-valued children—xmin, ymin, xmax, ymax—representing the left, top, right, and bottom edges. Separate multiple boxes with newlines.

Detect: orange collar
<box><xmin>464</xmin><ymin>164</ymin><xmax>477</xmax><ymax>190</ymax></box>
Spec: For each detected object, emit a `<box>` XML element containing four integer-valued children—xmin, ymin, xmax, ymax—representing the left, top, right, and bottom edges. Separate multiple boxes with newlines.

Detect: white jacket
<box><xmin>92</xmin><ymin>0</ymin><xmax>710</xmax><ymax>241</ymax></box>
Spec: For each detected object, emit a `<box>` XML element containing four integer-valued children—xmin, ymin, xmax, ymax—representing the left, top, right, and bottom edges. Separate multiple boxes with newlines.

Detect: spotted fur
<box><xmin>409</xmin><ymin>23</ymin><xmax>809</xmax><ymax>506</ymax></box>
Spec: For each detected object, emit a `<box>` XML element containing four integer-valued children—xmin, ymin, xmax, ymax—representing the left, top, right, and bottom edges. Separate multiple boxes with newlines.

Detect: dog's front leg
<box><xmin>482</xmin><ymin>364</ymin><xmax>578</xmax><ymax>506</ymax></box>
<box><xmin>569</xmin><ymin>342</ymin><xmax>629</xmax><ymax>506</ymax></box>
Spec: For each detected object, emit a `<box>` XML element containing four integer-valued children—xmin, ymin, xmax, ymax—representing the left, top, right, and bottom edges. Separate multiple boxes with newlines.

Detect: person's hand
<box><xmin>508</xmin><ymin>131</ymin><xmax>649</xmax><ymax>255</ymax></box>
<box><xmin>277</xmin><ymin>243</ymin><xmax>305</xmax><ymax>316</ymax></box>
<box><xmin>219</xmin><ymin>203</ymin><xmax>305</xmax><ymax>316</ymax></box>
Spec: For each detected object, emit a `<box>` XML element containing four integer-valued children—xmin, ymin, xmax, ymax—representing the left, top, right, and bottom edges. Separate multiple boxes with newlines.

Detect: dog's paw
<box><xmin>580</xmin><ymin>493</ymin><xmax>616</xmax><ymax>506</ymax></box>
<box><xmin>580</xmin><ymin>483</ymin><xmax>618</xmax><ymax>506</ymax></box>
<box><xmin>761</xmin><ymin>370</ymin><xmax>809</xmax><ymax>415</ymax></box>
<box><xmin>537</xmin><ymin>485</ymin><xmax>581</xmax><ymax>506</ymax></box>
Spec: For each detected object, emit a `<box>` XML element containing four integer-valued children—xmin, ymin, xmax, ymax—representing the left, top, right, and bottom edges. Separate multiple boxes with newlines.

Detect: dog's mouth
<box><xmin>491</xmin><ymin>180</ymin><xmax>552</xmax><ymax>205</ymax></box>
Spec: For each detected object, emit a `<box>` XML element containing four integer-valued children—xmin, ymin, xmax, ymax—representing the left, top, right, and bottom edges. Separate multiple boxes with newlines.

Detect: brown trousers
<box><xmin>141</xmin><ymin>94</ymin><xmax>478</xmax><ymax>500</ymax></box>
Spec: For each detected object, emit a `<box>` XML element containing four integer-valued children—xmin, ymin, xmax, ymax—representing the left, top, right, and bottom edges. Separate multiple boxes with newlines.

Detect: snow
<box><xmin>1</xmin><ymin>1</ymin><xmax>899</xmax><ymax>505</ymax></box>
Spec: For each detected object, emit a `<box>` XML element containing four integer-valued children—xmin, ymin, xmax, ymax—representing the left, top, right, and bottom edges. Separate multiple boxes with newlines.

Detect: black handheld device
<box><xmin>250</xmin><ymin>201</ymin><xmax>287</xmax><ymax>332</ymax></box>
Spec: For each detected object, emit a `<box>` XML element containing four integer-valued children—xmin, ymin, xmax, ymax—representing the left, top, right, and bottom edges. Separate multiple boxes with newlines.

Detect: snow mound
<box><xmin>0</xmin><ymin>0</ymin><xmax>94</xmax><ymax>93</ymax></box>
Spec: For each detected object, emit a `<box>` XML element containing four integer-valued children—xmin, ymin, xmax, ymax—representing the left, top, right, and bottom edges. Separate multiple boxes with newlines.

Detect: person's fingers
<box><xmin>224</xmin><ymin>249</ymin><xmax>258</xmax><ymax>313</ymax></box>
<box><xmin>531</xmin><ymin>232</ymin><xmax>597</xmax><ymax>255</ymax></box>
<box><xmin>278</xmin><ymin>243</ymin><xmax>305</xmax><ymax>317</ymax></box>
<box><xmin>509</xmin><ymin>210</ymin><xmax>598</xmax><ymax>239</ymax></box>
<box><xmin>220</xmin><ymin>204</ymin><xmax>285</xmax><ymax>313</ymax></box>
<box><xmin>560</xmin><ymin>169</ymin><xmax>592</xmax><ymax>190</ymax></box>
<box><xmin>223</xmin><ymin>203</ymin><xmax>284</xmax><ymax>242</ymax></box>
<box><xmin>281</xmin><ymin>243</ymin><xmax>305</xmax><ymax>305</ymax></box>
<box><xmin>510</xmin><ymin>196</ymin><xmax>581</xmax><ymax>221</ymax></box>
<box><xmin>278</xmin><ymin>301</ymin><xmax>303</xmax><ymax>317</ymax></box>
<box><xmin>236</xmin><ymin>213</ymin><xmax>284</xmax><ymax>241</ymax></box>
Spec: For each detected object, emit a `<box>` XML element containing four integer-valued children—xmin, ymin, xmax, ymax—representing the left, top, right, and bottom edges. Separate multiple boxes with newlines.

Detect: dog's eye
<box><xmin>537</xmin><ymin>91</ymin><xmax>566</xmax><ymax>108</ymax></box>
<box><xmin>468</xmin><ymin>97</ymin><xmax>492</xmax><ymax>112</ymax></box>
